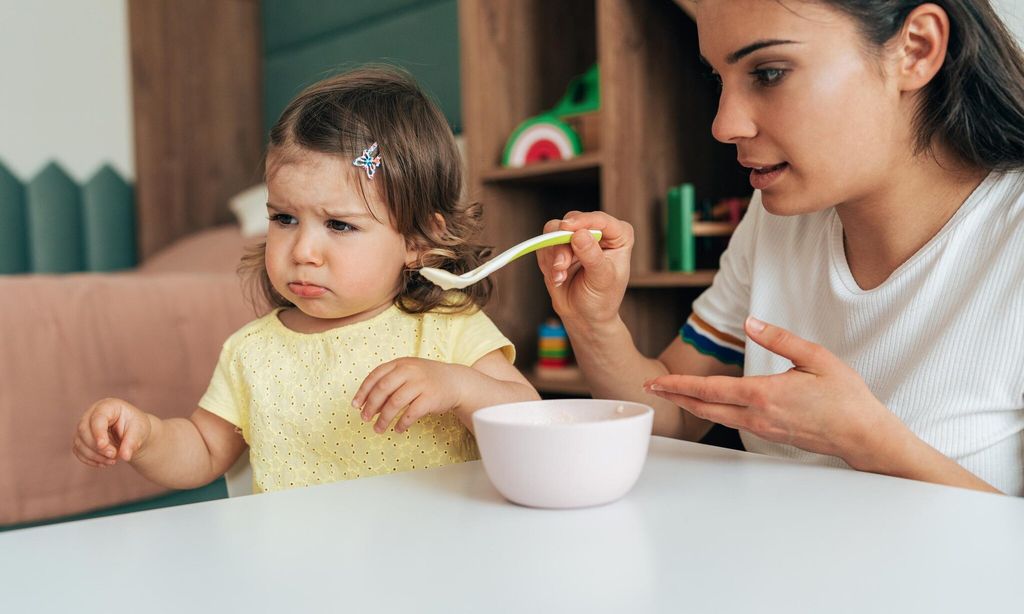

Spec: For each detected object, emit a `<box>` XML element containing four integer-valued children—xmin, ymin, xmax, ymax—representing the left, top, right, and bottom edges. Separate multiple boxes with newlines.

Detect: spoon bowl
<box><xmin>419</xmin><ymin>229</ymin><xmax>602</xmax><ymax>290</ymax></box>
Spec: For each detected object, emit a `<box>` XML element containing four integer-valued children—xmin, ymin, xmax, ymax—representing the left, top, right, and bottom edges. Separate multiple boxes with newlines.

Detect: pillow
<box><xmin>229</xmin><ymin>183</ymin><xmax>269</xmax><ymax>237</ymax></box>
<box><xmin>138</xmin><ymin>225</ymin><xmax>253</xmax><ymax>274</ymax></box>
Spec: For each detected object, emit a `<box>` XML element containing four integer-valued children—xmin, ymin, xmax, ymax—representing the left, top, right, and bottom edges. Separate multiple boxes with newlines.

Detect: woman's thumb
<box><xmin>571</xmin><ymin>229</ymin><xmax>612</xmax><ymax>282</ymax></box>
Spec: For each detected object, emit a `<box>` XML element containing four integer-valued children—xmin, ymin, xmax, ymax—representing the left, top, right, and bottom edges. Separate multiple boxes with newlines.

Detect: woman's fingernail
<box><xmin>555</xmin><ymin>255</ymin><xmax>566</xmax><ymax>267</ymax></box>
<box><xmin>554</xmin><ymin>272</ymin><xmax>566</xmax><ymax>283</ymax></box>
<box><xmin>746</xmin><ymin>316</ymin><xmax>766</xmax><ymax>333</ymax></box>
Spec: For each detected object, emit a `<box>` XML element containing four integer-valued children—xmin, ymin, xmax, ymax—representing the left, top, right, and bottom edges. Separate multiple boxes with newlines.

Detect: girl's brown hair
<box><xmin>242</xmin><ymin>65</ymin><xmax>492</xmax><ymax>314</ymax></box>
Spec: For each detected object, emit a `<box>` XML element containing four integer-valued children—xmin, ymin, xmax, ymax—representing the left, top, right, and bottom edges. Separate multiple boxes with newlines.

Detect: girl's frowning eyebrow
<box><xmin>266</xmin><ymin>202</ymin><xmax>373</xmax><ymax>219</ymax></box>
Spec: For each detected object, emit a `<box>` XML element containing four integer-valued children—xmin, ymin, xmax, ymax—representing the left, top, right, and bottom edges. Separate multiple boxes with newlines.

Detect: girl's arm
<box><xmin>73</xmin><ymin>399</ymin><xmax>246</xmax><ymax>490</ymax></box>
<box><xmin>353</xmin><ymin>351</ymin><xmax>539</xmax><ymax>435</ymax></box>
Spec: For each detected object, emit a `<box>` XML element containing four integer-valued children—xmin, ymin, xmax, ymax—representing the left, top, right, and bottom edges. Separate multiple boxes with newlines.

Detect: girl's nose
<box><xmin>711</xmin><ymin>87</ymin><xmax>757</xmax><ymax>144</ymax></box>
<box><xmin>291</xmin><ymin>228</ymin><xmax>324</xmax><ymax>265</ymax></box>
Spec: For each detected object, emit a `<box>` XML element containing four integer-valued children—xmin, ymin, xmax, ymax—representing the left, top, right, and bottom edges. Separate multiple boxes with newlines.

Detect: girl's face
<box><xmin>698</xmin><ymin>0</ymin><xmax>907</xmax><ymax>215</ymax></box>
<box><xmin>265</xmin><ymin>150</ymin><xmax>417</xmax><ymax>325</ymax></box>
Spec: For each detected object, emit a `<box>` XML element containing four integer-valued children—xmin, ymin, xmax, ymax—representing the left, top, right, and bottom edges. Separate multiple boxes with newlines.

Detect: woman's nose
<box><xmin>711</xmin><ymin>88</ymin><xmax>757</xmax><ymax>144</ymax></box>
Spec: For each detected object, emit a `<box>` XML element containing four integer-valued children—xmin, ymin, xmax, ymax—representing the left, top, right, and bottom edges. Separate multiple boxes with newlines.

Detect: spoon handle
<box><xmin>488</xmin><ymin>229</ymin><xmax>603</xmax><ymax>274</ymax></box>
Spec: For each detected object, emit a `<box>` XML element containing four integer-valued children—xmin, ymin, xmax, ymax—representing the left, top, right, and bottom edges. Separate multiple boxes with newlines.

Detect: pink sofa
<box><xmin>0</xmin><ymin>226</ymin><xmax>260</xmax><ymax>526</ymax></box>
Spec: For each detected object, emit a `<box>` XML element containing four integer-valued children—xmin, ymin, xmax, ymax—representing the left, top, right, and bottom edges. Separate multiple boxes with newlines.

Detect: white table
<box><xmin>2</xmin><ymin>437</ymin><xmax>1022</xmax><ymax>613</ymax></box>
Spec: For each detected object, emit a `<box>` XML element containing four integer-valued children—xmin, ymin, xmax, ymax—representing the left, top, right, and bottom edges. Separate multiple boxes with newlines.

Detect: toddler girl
<box><xmin>73</xmin><ymin>66</ymin><xmax>539</xmax><ymax>493</ymax></box>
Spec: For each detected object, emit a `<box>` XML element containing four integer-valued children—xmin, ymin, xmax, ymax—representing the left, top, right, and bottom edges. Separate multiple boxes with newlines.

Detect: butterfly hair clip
<box><xmin>353</xmin><ymin>142</ymin><xmax>383</xmax><ymax>180</ymax></box>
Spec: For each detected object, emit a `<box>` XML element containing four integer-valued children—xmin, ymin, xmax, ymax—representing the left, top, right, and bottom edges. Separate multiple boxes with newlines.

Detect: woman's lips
<box><xmin>749</xmin><ymin>162</ymin><xmax>789</xmax><ymax>190</ymax></box>
<box><xmin>288</xmin><ymin>282</ymin><xmax>327</xmax><ymax>298</ymax></box>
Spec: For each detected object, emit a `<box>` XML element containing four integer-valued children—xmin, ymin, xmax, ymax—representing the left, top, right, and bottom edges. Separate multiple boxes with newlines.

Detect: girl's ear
<box><xmin>894</xmin><ymin>3</ymin><xmax>949</xmax><ymax>93</ymax></box>
<box><xmin>404</xmin><ymin>214</ymin><xmax>447</xmax><ymax>268</ymax></box>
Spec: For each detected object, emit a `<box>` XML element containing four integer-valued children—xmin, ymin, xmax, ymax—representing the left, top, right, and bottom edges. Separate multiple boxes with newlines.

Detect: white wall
<box><xmin>993</xmin><ymin>0</ymin><xmax>1024</xmax><ymax>45</ymax></box>
<box><xmin>0</xmin><ymin>0</ymin><xmax>133</xmax><ymax>182</ymax></box>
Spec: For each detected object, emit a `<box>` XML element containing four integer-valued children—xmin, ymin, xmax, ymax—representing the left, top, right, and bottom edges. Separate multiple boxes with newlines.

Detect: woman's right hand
<box><xmin>72</xmin><ymin>398</ymin><xmax>153</xmax><ymax>467</ymax></box>
<box><xmin>536</xmin><ymin>211</ymin><xmax>634</xmax><ymax>328</ymax></box>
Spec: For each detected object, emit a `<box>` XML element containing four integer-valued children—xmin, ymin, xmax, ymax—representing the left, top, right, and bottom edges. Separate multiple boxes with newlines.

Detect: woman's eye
<box><xmin>752</xmin><ymin>67</ymin><xmax>787</xmax><ymax>87</ymax></box>
<box><xmin>327</xmin><ymin>220</ymin><xmax>354</xmax><ymax>233</ymax></box>
<box><xmin>269</xmin><ymin>213</ymin><xmax>296</xmax><ymax>226</ymax></box>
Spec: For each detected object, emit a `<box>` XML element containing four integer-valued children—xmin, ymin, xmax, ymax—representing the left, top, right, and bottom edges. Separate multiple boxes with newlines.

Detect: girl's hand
<box><xmin>353</xmin><ymin>358</ymin><xmax>462</xmax><ymax>434</ymax></box>
<box><xmin>72</xmin><ymin>398</ymin><xmax>153</xmax><ymax>467</ymax></box>
<box><xmin>643</xmin><ymin>317</ymin><xmax>909</xmax><ymax>470</ymax></box>
<box><xmin>535</xmin><ymin>211</ymin><xmax>634</xmax><ymax>328</ymax></box>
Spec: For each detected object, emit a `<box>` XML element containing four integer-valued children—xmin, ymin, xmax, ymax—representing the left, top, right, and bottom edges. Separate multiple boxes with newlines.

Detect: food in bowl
<box><xmin>472</xmin><ymin>399</ymin><xmax>654</xmax><ymax>509</ymax></box>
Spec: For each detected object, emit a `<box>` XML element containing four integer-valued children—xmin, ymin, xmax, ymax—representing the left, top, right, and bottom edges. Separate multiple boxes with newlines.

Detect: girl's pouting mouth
<box><xmin>288</xmin><ymin>281</ymin><xmax>328</xmax><ymax>298</ymax></box>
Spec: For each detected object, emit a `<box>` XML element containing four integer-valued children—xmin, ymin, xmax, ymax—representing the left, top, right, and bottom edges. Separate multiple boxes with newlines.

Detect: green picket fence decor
<box><xmin>0</xmin><ymin>162</ymin><xmax>29</xmax><ymax>274</ymax></box>
<box><xmin>0</xmin><ymin>160</ymin><xmax>136</xmax><ymax>274</ymax></box>
<box><xmin>83</xmin><ymin>165</ymin><xmax>136</xmax><ymax>272</ymax></box>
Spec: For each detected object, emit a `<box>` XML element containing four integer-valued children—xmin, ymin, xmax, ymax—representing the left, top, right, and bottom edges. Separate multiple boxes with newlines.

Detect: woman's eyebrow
<box><xmin>725</xmin><ymin>39</ymin><xmax>801</xmax><ymax>64</ymax></box>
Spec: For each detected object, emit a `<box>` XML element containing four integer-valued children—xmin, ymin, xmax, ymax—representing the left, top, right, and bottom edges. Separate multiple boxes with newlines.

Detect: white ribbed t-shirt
<box><xmin>689</xmin><ymin>171</ymin><xmax>1024</xmax><ymax>495</ymax></box>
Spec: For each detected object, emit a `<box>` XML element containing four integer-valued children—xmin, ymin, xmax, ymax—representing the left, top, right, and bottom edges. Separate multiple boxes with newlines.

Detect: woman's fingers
<box><xmin>645</xmin><ymin>389</ymin><xmax>748</xmax><ymax>431</ymax></box>
<box><xmin>644</xmin><ymin>374</ymin><xmax>756</xmax><ymax>406</ymax></box>
<box><xmin>745</xmin><ymin>316</ymin><xmax>831</xmax><ymax>372</ymax></box>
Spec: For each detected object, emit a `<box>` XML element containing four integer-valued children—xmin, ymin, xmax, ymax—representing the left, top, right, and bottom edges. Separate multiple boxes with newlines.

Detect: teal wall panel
<box><xmin>26</xmin><ymin>162</ymin><xmax>84</xmax><ymax>273</ymax></box>
<box><xmin>0</xmin><ymin>161</ymin><xmax>29</xmax><ymax>274</ymax></box>
<box><xmin>262</xmin><ymin>0</ymin><xmax>429</xmax><ymax>54</ymax></box>
<box><xmin>262</xmin><ymin>0</ymin><xmax>460</xmax><ymax>135</ymax></box>
<box><xmin>83</xmin><ymin>165</ymin><xmax>136</xmax><ymax>271</ymax></box>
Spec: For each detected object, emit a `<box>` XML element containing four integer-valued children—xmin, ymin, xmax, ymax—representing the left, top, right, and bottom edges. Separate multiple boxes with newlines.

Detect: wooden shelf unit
<box><xmin>459</xmin><ymin>0</ymin><xmax>749</xmax><ymax>396</ymax></box>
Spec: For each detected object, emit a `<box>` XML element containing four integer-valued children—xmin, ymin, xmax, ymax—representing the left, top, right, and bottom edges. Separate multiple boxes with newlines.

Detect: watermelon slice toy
<box><xmin>501</xmin><ymin>114</ymin><xmax>582</xmax><ymax>168</ymax></box>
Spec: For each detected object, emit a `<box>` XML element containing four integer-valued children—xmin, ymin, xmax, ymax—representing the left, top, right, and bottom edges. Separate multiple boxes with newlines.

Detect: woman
<box><xmin>538</xmin><ymin>0</ymin><xmax>1024</xmax><ymax>494</ymax></box>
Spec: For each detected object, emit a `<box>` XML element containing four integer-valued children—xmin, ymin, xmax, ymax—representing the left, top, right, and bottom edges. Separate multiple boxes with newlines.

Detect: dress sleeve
<box><xmin>683</xmin><ymin>190</ymin><xmax>764</xmax><ymax>367</ymax></box>
<box><xmin>198</xmin><ymin>339</ymin><xmax>248</xmax><ymax>441</ymax></box>
<box><xmin>448</xmin><ymin>309</ymin><xmax>516</xmax><ymax>367</ymax></box>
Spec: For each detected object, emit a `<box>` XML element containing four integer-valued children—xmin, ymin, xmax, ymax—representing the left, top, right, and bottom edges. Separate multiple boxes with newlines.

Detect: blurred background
<box><xmin>1</xmin><ymin>0</ymin><xmax>1022</xmax><ymax>530</ymax></box>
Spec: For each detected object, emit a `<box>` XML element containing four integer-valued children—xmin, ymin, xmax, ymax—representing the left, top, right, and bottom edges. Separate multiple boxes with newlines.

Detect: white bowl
<box><xmin>472</xmin><ymin>399</ymin><xmax>654</xmax><ymax>509</ymax></box>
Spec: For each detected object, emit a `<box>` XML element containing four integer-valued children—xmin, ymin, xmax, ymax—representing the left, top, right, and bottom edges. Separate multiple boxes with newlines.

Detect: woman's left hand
<box><xmin>643</xmin><ymin>316</ymin><xmax>907</xmax><ymax>469</ymax></box>
<box><xmin>353</xmin><ymin>358</ymin><xmax>461</xmax><ymax>434</ymax></box>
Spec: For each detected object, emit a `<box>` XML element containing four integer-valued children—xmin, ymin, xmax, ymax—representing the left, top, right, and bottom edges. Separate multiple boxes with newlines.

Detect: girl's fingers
<box><xmin>117</xmin><ymin>421</ymin><xmax>145</xmax><ymax>462</ymax></box>
<box><xmin>395</xmin><ymin>395</ymin><xmax>434</xmax><ymax>433</ymax></box>
<box><xmin>87</xmin><ymin>408</ymin><xmax>118</xmax><ymax>458</ymax></box>
<box><xmin>73</xmin><ymin>438</ymin><xmax>115</xmax><ymax>467</ymax></box>
<box><xmin>352</xmin><ymin>362</ymin><xmax>398</xmax><ymax>413</ymax></box>
<box><xmin>373</xmin><ymin>384</ymin><xmax>421</xmax><ymax>434</ymax></box>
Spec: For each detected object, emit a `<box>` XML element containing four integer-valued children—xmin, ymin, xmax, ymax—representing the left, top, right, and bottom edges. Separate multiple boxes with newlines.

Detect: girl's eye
<box><xmin>269</xmin><ymin>213</ymin><xmax>296</xmax><ymax>226</ymax></box>
<box><xmin>327</xmin><ymin>220</ymin><xmax>355</xmax><ymax>233</ymax></box>
<box><xmin>704</xmin><ymin>70</ymin><xmax>723</xmax><ymax>88</ymax></box>
<box><xmin>752</xmin><ymin>67</ymin><xmax>787</xmax><ymax>87</ymax></box>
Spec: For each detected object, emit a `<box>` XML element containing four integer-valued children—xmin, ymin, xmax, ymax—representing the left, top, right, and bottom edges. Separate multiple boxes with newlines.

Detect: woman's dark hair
<box><xmin>242</xmin><ymin>65</ymin><xmax>492</xmax><ymax>314</ymax></box>
<box><xmin>817</xmin><ymin>0</ymin><xmax>1024</xmax><ymax>171</ymax></box>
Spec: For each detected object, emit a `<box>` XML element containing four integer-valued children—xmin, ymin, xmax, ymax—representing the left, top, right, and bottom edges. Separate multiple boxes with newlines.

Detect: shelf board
<box><xmin>526</xmin><ymin>366</ymin><xmax>591</xmax><ymax>396</ymax></box>
<box><xmin>692</xmin><ymin>221</ymin><xmax>737</xmax><ymax>237</ymax></box>
<box><xmin>480</xmin><ymin>153</ymin><xmax>601</xmax><ymax>185</ymax></box>
<box><xmin>628</xmin><ymin>270</ymin><xmax>717</xmax><ymax>288</ymax></box>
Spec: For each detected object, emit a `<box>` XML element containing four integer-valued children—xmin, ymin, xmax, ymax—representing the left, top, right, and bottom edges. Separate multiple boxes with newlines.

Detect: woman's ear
<box><xmin>894</xmin><ymin>3</ymin><xmax>950</xmax><ymax>93</ymax></box>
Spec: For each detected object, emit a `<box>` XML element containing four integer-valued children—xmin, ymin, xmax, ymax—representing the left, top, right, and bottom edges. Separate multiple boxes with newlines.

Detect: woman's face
<box><xmin>697</xmin><ymin>0</ymin><xmax>908</xmax><ymax>215</ymax></box>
